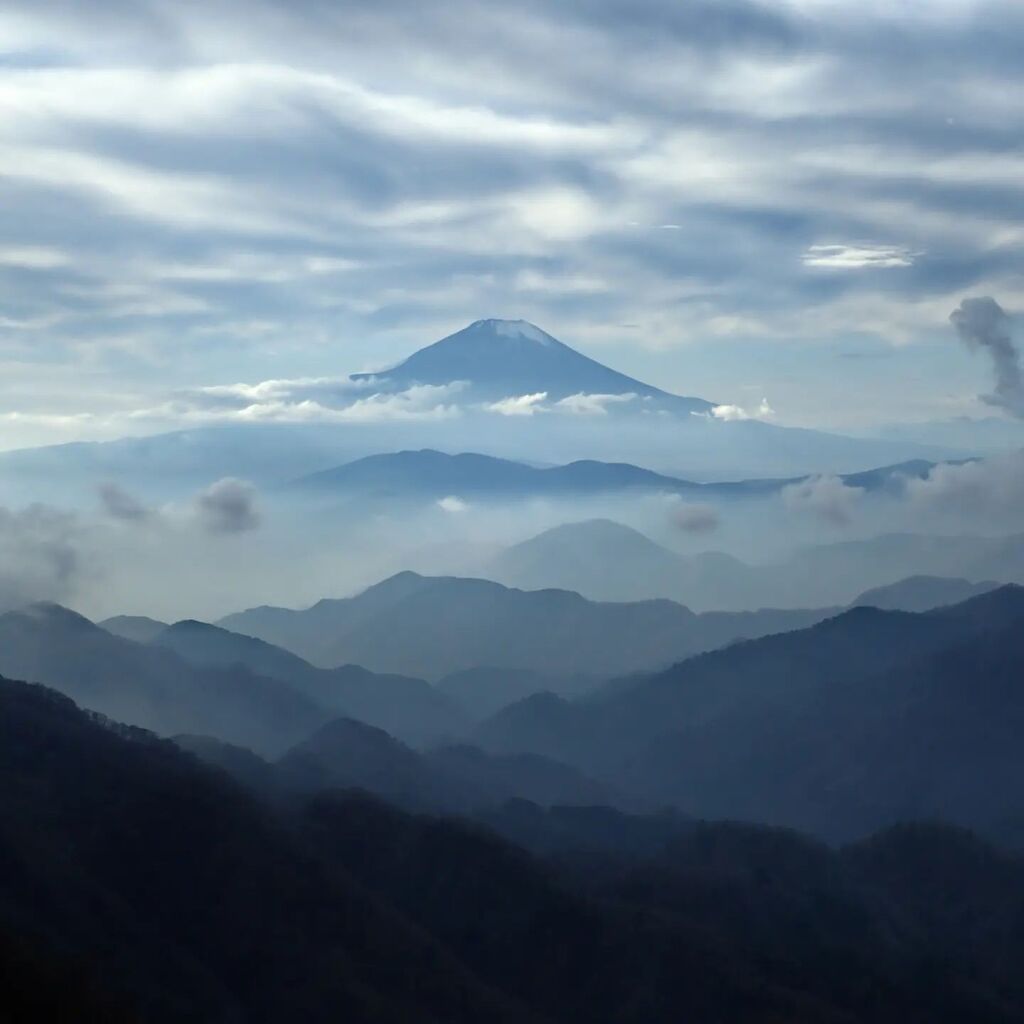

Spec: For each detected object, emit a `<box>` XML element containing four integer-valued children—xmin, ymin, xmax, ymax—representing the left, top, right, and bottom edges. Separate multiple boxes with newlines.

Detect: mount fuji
<box><xmin>352</xmin><ymin>318</ymin><xmax>714</xmax><ymax>415</ymax></box>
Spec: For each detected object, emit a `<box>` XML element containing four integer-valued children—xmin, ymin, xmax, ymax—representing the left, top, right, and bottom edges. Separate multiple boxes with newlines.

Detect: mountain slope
<box><xmin>436</xmin><ymin>666</ymin><xmax>599</xmax><ymax>722</ymax></box>
<box><xmin>851</xmin><ymin>575</ymin><xmax>1001</xmax><ymax>612</ymax></box>
<box><xmin>485</xmin><ymin>522</ymin><xmax>1024</xmax><ymax>612</ymax></box>
<box><xmin>486</xmin><ymin>519</ymin><xmax>693</xmax><ymax>602</ymax></box>
<box><xmin>274</xmin><ymin>716</ymin><xmax>616</xmax><ymax>812</ymax></box>
<box><xmin>0</xmin><ymin>603</ymin><xmax>326</xmax><ymax>755</ymax></box>
<box><xmin>152</xmin><ymin>617</ymin><xmax>467</xmax><ymax>746</ymax></box>
<box><xmin>100</xmin><ymin>614</ymin><xmax>170</xmax><ymax>644</ymax></box>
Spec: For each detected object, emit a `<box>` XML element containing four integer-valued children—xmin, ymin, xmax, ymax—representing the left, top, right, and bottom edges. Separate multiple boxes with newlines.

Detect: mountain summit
<box><xmin>352</xmin><ymin>318</ymin><xmax>713</xmax><ymax>413</ymax></box>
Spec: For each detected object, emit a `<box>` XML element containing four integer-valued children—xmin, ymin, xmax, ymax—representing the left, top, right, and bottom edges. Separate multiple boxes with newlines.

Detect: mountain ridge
<box><xmin>293</xmin><ymin>447</ymin><xmax>942</xmax><ymax>499</ymax></box>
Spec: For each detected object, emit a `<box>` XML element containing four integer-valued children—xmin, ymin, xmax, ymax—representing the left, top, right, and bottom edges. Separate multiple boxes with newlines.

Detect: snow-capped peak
<box><xmin>468</xmin><ymin>319</ymin><xmax>555</xmax><ymax>346</ymax></box>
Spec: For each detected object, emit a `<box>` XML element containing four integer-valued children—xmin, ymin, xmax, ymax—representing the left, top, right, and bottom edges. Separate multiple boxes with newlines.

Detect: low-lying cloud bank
<box><xmin>0</xmin><ymin>504</ymin><xmax>82</xmax><ymax>611</ymax></box>
<box><xmin>782</xmin><ymin>475</ymin><xmax>865</xmax><ymax>526</ymax></box>
<box><xmin>905</xmin><ymin>450</ymin><xmax>1024</xmax><ymax>517</ymax></box>
<box><xmin>98</xmin><ymin>477</ymin><xmax>263</xmax><ymax>535</ymax></box>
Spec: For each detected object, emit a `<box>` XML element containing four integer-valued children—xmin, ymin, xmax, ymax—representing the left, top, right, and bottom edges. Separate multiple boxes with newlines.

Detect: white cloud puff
<box><xmin>436</xmin><ymin>495</ymin><xmax>468</xmax><ymax>513</ymax></box>
<box><xmin>782</xmin><ymin>474</ymin><xmax>864</xmax><ymax>525</ymax></box>
<box><xmin>486</xmin><ymin>392</ymin><xmax>549</xmax><ymax>417</ymax></box>
<box><xmin>698</xmin><ymin>398</ymin><xmax>775</xmax><ymax>422</ymax></box>
<box><xmin>903</xmin><ymin>452</ymin><xmax>1024</xmax><ymax>515</ymax></box>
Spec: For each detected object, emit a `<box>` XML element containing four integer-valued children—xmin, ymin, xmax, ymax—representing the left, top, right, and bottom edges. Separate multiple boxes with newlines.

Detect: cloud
<box><xmin>486</xmin><ymin>392</ymin><xmax>549</xmax><ymax>417</ymax></box>
<box><xmin>700</xmin><ymin>398</ymin><xmax>775</xmax><ymax>422</ymax></box>
<box><xmin>670</xmin><ymin>501</ymin><xmax>720</xmax><ymax>534</ymax></box>
<box><xmin>102</xmin><ymin>477</ymin><xmax>273</xmax><ymax>536</ymax></box>
<box><xmin>0</xmin><ymin>504</ymin><xmax>81</xmax><ymax>610</ymax></box>
<box><xmin>3</xmin><ymin>1</ymin><xmax>1024</xmax><ymax>438</ymax></box>
<box><xmin>555</xmin><ymin>392</ymin><xmax>638</xmax><ymax>416</ymax></box>
<box><xmin>0</xmin><ymin>246</ymin><xmax>69</xmax><ymax>269</ymax></box>
<box><xmin>193</xmin><ymin>478</ymin><xmax>261</xmax><ymax>534</ymax></box>
<box><xmin>903</xmin><ymin>452</ymin><xmax>1024</xmax><ymax>516</ymax></box>
<box><xmin>97</xmin><ymin>482</ymin><xmax>153</xmax><ymax>523</ymax></box>
<box><xmin>801</xmin><ymin>244</ymin><xmax>917</xmax><ymax>269</ymax></box>
<box><xmin>139</xmin><ymin>379</ymin><xmax>467</xmax><ymax>425</ymax></box>
<box><xmin>950</xmin><ymin>297</ymin><xmax>1024</xmax><ymax>419</ymax></box>
<box><xmin>781</xmin><ymin>474</ymin><xmax>864</xmax><ymax>525</ymax></box>
<box><xmin>437</xmin><ymin>495</ymin><xmax>468</xmax><ymax>513</ymax></box>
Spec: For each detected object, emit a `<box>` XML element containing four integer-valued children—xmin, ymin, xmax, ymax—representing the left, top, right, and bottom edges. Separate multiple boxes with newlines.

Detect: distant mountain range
<box><xmin>292</xmin><ymin>448</ymin><xmax>940</xmax><ymax>501</ymax></box>
<box><xmin>475</xmin><ymin>585</ymin><xmax>1024</xmax><ymax>842</ymax></box>
<box><xmin>220</xmin><ymin>570</ymin><xmax>835</xmax><ymax>679</ymax></box>
<box><xmin>850</xmin><ymin>574</ymin><xmax>1000</xmax><ymax>612</ymax></box>
<box><xmin>483</xmin><ymin>518</ymin><xmax>1019</xmax><ymax>610</ymax></box>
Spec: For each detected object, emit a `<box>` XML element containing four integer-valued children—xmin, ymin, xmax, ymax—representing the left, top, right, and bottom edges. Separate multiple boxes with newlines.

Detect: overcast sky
<box><xmin>1</xmin><ymin>0</ymin><xmax>1022</xmax><ymax>448</ymax></box>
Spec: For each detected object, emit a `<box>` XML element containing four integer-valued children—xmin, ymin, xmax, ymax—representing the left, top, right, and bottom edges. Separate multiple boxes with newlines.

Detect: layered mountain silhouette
<box><xmin>485</xmin><ymin>519</ymin><xmax>711</xmax><ymax>603</ymax></box>
<box><xmin>850</xmin><ymin>574</ymin><xmax>1000</xmax><ymax>612</ymax></box>
<box><xmin>0</xmin><ymin>602</ymin><xmax>327</xmax><ymax>755</ymax></box>
<box><xmin>485</xmin><ymin>519</ymin><xmax>1022</xmax><ymax>610</ymax></box>
<box><xmin>150</xmin><ymin>617</ymin><xmax>467</xmax><ymax>746</ymax></box>
<box><xmin>5</xmin><ymin>674</ymin><xmax>1024</xmax><ymax>1022</ymax></box>
<box><xmin>0</xmin><ymin>602</ymin><xmax>476</xmax><ymax>753</ymax></box>
<box><xmin>270</xmin><ymin>716</ymin><xmax>617</xmax><ymax>812</ymax></box>
<box><xmin>475</xmin><ymin>585</ymin><xmax>1024</xmax><ymax>842</ymax></box>
<box><xmin>101</xmin><ymin>613</ymin><xmax>170</xmax><ymax>643</ymax></box>
<box><xmin>436</xmin><ymin>666</ymin><xmax>598</xmax><ymax>722</ymax></box>
<box><xmin>220</xmin><ymin>570</ymin><xmax>834</xmax><ymax>678</ymax></box>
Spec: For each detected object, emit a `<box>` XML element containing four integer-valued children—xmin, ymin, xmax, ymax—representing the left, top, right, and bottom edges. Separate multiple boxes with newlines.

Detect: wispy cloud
<box><xmin>782</xmin><ymin>474</ymin><xmax>864</xmax><ymax>526</ymax></box>
<box><xmin>694</xmin><ymin>398</ymin><xmax>775</xmax><ymax>422</ymax></box>
<box><xmin>801</xmin><ymin>244</ymin><xmax>918</xmax><ymax>269</ymax></box>
<box><xmin>485</xmin><ymin>392</ymin><xmax>549</xmax><ymax>417</ymax></box>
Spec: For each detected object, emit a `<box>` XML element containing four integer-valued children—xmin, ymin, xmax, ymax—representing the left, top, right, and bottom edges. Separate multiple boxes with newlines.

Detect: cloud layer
<box><xmin>2</xmin><ymin>0</ymin><xmax>1024</xmax><ymax>440</ymax></box>
<box><xmin>0</xmin><ymin>504</ymin><xmax>82</xmax><ymax>610</ymax></box>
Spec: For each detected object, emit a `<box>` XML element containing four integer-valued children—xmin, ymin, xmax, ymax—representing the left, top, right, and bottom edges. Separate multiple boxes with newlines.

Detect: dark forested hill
<box><xmin>0</xmin><ymin>677</ymin><xmax>522</xmax><ymax>1024</ymax></box>
<box><xmin>5</xmin><ymin>674</ymin><xmax>1024</xmax><ymax>1023</ymax></box>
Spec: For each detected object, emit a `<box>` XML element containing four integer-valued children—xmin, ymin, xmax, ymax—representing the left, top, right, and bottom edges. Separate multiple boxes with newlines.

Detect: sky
<box><xmin>1</xmin><ymin>0</ymin><xmax>1023</xmax><ymax>449</ymax></box>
